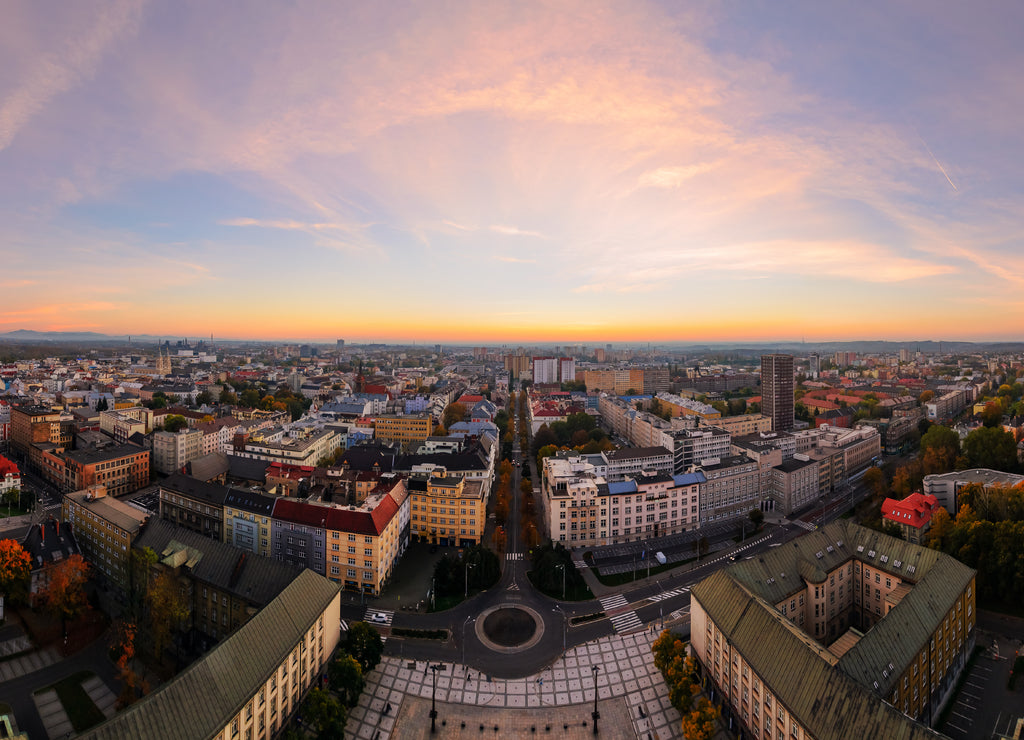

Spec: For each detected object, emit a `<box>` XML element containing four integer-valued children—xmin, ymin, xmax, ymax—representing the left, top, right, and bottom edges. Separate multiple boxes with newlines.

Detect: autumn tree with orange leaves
<box><xmin>110</xmin><ymin>619</ymin><xmax>149</xmax><ymax>708</ymax></box>
<box><xmin>41</xmin><ymin>553</ymin><xmax>90</xmax><ymax>625</ymax></box>
<box><xmin>0</xmin><ymin>538</ymin><xmax>31</xmax><ymax>604</ymax></box>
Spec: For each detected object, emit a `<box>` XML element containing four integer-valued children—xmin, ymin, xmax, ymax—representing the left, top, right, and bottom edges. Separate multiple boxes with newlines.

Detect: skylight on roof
<box><xmin>815</xmin><ymin>551</ymin><xmax>823</xmax><ymax>559</ymax></box>
<box><xmin>894</xmin><ymin>560</ymin><xmax>902</xmax><ymax>568</ymax></box>
<box><xmin>856</xmin><ymin>545</ymin><xmax>864</xmax><ymax>553</ymax></box>
<box><xmin>836</xmin><ymin>540</ymin><xmax>844</xmax><ymax>548</ymax></box>
<box><xmin>908</xmin><ymin>565</ymin><xmax>916</xmax><ymax>574</ymax></box>
<box><xmin>868</xmin><ymin>550</ymin><xmax>876</xmax><ymax>558</ymax></box>
<box><xmin>880</xmin><ymin>555</ymin><xmax>889</xmax><ymax>563</ymax></box>
<box><xmin>826</xmin><ymin>545</ymin><xmax>834</xmax><ymax>553</ymax></box>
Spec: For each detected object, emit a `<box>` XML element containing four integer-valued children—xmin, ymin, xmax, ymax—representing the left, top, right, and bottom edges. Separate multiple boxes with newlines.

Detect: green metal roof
<box><xmin>79</xmin><ymin>569</ymin><xmax>340</xmax><ymax>740</ymax></box>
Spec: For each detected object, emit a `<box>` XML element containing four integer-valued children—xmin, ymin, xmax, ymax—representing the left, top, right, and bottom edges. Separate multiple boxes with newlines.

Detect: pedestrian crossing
<box><xmin>600</xmin><ymin>594</ymin><xmax>629</xmax><ymax>611</ymax></box>
<box><xmin>507</xmin><ymin>582</ymin><xmax>520</xmax><ymax>591</ymax></box>
<box><xmin>572</xmin><ymin>558</ymin><xmax>587</xmax><ymax>569</ymax></box>
<box><xmin>647</xmin><ymin>587</ymin><xmax>688</xmax><ymax>603</ymax></box>
<box><xmin>363</xmin><ymin>608</ymin><xmax>395</xmax><ymax>627</ymax></box>
<box><xmin>506</xmin><ymin>552</ymin><xmax>523</xmax><ymax>561</ymax></box>
<box><xmin>609</xmin><ymin>610</ymin><xmax>643</xmax><ymax>633</ymax></box>
<box><xmin>794</xmin><ymin>520</ymin><xmax>817</xmax><ymax>531</ymax></box>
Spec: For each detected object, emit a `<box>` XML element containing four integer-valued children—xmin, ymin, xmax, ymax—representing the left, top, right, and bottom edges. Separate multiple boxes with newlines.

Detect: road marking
<box><xmin>506</xmin><ymin>552</ymin><xmax>523</xmax><ymax>561</ymax></box>
<box><xmin>609</xmin><ymin>610</ymin><xmax>643</xmax><ymax>634</ymax></box>
<box><xmin>648</xmin><ymin>588</ymin><xmax>688</xmax><ymax>603</ymax></box>
<box><xmin>600</xmin><ymin>594</ymin><xmax>629</xmax><ymax>612</ymax></box>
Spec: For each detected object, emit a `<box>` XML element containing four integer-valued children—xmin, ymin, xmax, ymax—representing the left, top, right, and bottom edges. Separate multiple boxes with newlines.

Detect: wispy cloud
<box><xmin>494</xmin><ymin>256</ymin><xmax>536</xmax><ymax>264</ymax></box>
<box><xmin>490</xmin><ymin>225</ymin><xmax>545</xmax><ymax>238</ymax></box>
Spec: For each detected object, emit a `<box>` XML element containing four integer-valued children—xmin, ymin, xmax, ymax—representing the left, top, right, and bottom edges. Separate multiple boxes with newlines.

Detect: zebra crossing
<box><xmin>600</xmin><ymin>594</ymin><xmax>644</xmax><ymax>634</ymax></box>
<box><xmin>363</xmin><ymin>608</ymin><xmax>394</xmax><ymax>627</ymax></box>
<box><xmin>609</xmin><ymin>610</ymin><xmax>644</xmax><ymax>633</ymax></box>
<box><xmin>572</xmin><ymin>558</ymin><xmax>587</xmax><ymax>569</ymax></box>
<box><xmin>600</xmin><ymin>594</ymin><xmax>629</xmax><ymax>611</ymax></box>
<box><xmin>794</xmin><ymin>520</ymin><xmax>817</xmax><ymax>531</ymax></box>
<box><xmin>647</xmin><ymin>587</ymin><xmax>688</xmax><ymax>603</ymax></box>
<box><xmin>506</xmin><ymin>552</ymin><xmax>524</xmax><ymax>561</ymax></box>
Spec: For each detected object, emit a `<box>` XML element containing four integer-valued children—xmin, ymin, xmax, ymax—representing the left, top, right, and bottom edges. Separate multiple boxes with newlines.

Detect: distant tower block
<box><xmin>761</xmin><ymin>354</ymin><xmax>794</xmax><ymax>432</ymax></box>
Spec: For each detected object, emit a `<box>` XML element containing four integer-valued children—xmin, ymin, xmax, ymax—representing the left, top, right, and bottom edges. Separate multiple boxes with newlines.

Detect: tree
<box><xmin>980</xmin><ymin>401</ymin><xmax>1004</xmax><ymax>428</ymax></box>
<box><xmin>0</xmin><ymin>538</ymin><xmax>31</xmax><ymax>603</ymax></box>
<box><xmin>920</xmin><ymin>425</ymin><xmax>959</xmax><ymax>472</ymax></box>
<box><xmin>925</xmin><ymin>507</ymin><xmax>953</xmax><ymax>551</ymax></box>
<box><xmin>301</xmin><ymin>687</ymin><xmax>346</xmax><ymax>738</ymax></box>
<box><xmin>346</xmin><ymin>622</ymin><xmax>383</xmax><ymax>673</ymax></box>
<box><xmin>239</xmin><ymin>389</ymin><xmax>262</xmax><ymax>408</ymax></box>
<box><xmin>918</xmin><ymin>390</ymin><xmax>935</xmax><ymax>404</ymax></box>
<box><xmin>329</xmin><ymin>653</ymin><xmax>364</xmax><ymax>707</ymax></box>
<box><xmin>652</xmin><ymin>631</ymin><xmax>700</xmax><ymax>712</ymax></box>
<box><xmin>41</xmin><ymin>553</ymin><xmax>90</xmax><ymax>625</ymax></box>
<box><xmin>110</xmin><ymin>620</ymin><xmax>149</xmax><ymax>708</ymax></box>
<box><xmin>442</xmin><ymin>402</ymin><xmax>467</xmax><ymax>430</ymax></box>
<box><xmin>862</xmin><ymin>467</ymin><xmax>886</xmax><ymax>503</ymax></box>
<box><xmin>147</xmin><ymin>570</ymin><xmax>189</xmax><ymax>656</ymax></box>
<box><xmin>195</xmin><ymin>390</ymin><xmax>213</xmax><ymax>406</ymax></box>
<box><xmin>680</xmin><ymin>698</ymin><xmax>721</xmax><ymax>740</ymax></box>
<box><xmin>748</xmin><ymin>508</ymin><xmax>764</xmax><ymax>529</ymax></box>
<box><xmin>218</xmin><ymin>384</ymin><xmax>237</xmax><ymax>405</ymax></box>
<box><xmin>95</xmin><ymin>397</ymin><xmax>109</xmax><ymax>412</ymax></box>
<box><xmin>162</xmin><ymin>415</ymin><xmax>188</xmax><ymax>433</ymax></box>
<box><xmin>962</xmin><ymin>426</ymin><xmax>1018</xmax><ymax>472</ymax></box>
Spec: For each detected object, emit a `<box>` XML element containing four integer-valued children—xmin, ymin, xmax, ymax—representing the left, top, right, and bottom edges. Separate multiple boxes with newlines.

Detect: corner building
<box><xmin>690</xmin><ymin>520</ymin><xmax>975</xmax><ymax>739</ymax></box>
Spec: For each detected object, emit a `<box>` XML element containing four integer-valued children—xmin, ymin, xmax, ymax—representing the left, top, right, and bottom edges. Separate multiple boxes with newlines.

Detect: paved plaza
<box><xmin>345</xmin><ymin>630</ymin><xmax>682</xmax><ymax>739</ymax></box>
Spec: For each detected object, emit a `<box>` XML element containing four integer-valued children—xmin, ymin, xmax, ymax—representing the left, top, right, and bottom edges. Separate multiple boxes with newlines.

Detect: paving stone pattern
<box><xmin>345</xmin><ymin>631</ymin><xmax>682</xmax><ymax>739</ymax></box>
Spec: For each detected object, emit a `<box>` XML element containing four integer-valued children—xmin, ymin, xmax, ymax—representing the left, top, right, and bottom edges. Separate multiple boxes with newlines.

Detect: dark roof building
<box><xmin>690</xmin><ymin>519</ymin><xmax>974</xmax><ymax>739</ymax></box>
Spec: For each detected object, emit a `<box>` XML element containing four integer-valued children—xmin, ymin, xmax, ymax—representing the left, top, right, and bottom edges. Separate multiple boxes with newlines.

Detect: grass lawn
<box><xmin>593</xmin><ymin>559</ymin><xmax>683</xmax><ymax>587</ymax></box>
<box><xmin>38</xmin><ymin>670</ymin><xmax>106</xmax><ymax>732</ymax></box>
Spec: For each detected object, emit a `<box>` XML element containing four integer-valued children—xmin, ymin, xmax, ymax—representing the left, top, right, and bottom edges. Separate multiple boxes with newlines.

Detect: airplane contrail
<box><xmin>916</xmin><ymin>132</ymin><xmax>958</xmax><ymax>192</ymax></box>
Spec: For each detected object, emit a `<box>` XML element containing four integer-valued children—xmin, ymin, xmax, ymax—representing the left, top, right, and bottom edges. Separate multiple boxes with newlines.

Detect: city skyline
<box><xmin>3</xmin><ymin>2</ymin><xmax>1024</xmax><ymax>342</ymax></box>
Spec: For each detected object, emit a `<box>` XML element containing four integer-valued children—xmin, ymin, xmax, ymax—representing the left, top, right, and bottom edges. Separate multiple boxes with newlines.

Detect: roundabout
<box><xmin>474</xmin><ymin>604</ymin><xmax>546</xmax><ymax>654</ymax></box>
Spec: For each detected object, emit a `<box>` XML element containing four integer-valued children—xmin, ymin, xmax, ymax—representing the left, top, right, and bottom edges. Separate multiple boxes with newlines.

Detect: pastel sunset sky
<box><xmin>2</xmin><ymin>1</ymin><xmax>1023</xmax><ymax>343</ymax></box>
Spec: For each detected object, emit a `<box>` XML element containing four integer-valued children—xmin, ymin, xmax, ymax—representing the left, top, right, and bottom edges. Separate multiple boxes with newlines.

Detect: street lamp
<box><xmin>465</xmin><ymin>563</ymin><xmax>476</xmax><ymax>598</ymax></box>
<box><xmin>591</xmin><ymin>664</ymin><xmax>601</xmax><ymax>734</ymax></box>
<box><xmin>555</xmin><ymin>563</ymin><xmax>566</xmax><ymax>599</ymax></box>
<box><xmin>429</xmin><ymin>662</ymin><xmax>446</xmax><ymax>733</ymax></box>
<box><xmin>552</xmin><ymin>605</ymin><xmax>566</xmax><ymax>653</ymax></box>
<box><xmin>462</xmin><ymin>615</ymin><xmax>475</xmax><ymax>666</ymax></box>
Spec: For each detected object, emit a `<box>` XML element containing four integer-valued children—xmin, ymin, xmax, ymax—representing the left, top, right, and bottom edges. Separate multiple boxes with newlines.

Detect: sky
<box><xmin>2</xmin><ymin>1</ymin><xmax>1023</xmax><ymax>344</ymax></box>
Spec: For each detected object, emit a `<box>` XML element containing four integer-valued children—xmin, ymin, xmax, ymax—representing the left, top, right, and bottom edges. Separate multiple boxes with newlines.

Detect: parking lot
<box><xmin>940</xmin><ymin>633</ymin><xmax>1023</xmax><ymax>740</ymax></box>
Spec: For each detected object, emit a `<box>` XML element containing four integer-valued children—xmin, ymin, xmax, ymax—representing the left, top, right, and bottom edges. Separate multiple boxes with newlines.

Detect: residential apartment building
<box><xmin>134</xmin><ymin>518</ymin><xmax>303</xmax><ymax>646</ymax></box>
<box><xmin>603</xmin><ymin>446</ymin><xmax>674</xmax><ymax>482</ymax></box>
<box><xmin>532</xmin><ymin>357</ymin><xmax>559</xmax><ymax>385</ymax></box>
<box><xmin>159</xmin><ymin>473</ymin><xmax>229</xmax><ymax>541</ymax></box>
<box><xmin>0</xmin><ymin>454</ymin><xmax>21</xmax><ymax>498</ymax></box>
<box><xmin>223</xmin><ymin>488</ymin><xmax>278</xmax><ymax>556</ymax></box>
<box><xmin>583</xmin><ymin>367</ymin><xmax>668</xmax><ymax>395</ymax></box>
<box><xmin>693</xmin><ymin>454</ymin><xmax>761</xmax><ymax>524</ymax></box>
<box><xmin>99</xmin><ymin>407</ymin><xmax>155</xmax><ymax>444</ymax></box>
<box><xmin>373</xmin><ymin>414</ymin><xmax>432</xmax><ymax>447</ymax></box>
<box><xmin>882</xmin><ymin>492</ymin><xmax>941</xmax><ymax>544</ymax></box>
<box><xmin>270</xmin><ymin>499</ymin><xmax>328</xmax><ymax>576</ymax></box>
<box><xmin>690</xmin><ymin>520</ymin><xmax>976</xmax><ymax>737</ymax></box>
<box><xmin>704</xmin><ymin>413</ymin><xmax>772</xmax><ymax>437</ymax></box>
<box><xmin>925</xmin><ymin>387</ymin><xmax>975</xmax><ymax>422</ymax></box>
<box><xmin>771</xmin><ymin>455</ymin><xmax>820</xmax><ymax>514</ymax></box>
<box><xmin>10</xmin><ymin>405</ymin><xmax>69</xmax><ymax>455</ymax></box>
<box><xmin>62</xmin><ymin>445</ymin><xmax>150</xmax><ymax>497</ymax></box>
<box><xmin>153</xmin><ymin>428</ymin><xmax>203</xmax><ymax>475</ymax></box>
<box><xmin>761</xmin><ymin>354</ymin><xmax>795</xmax><ymax>432</ymax></box>
<box><xmin>63</xmin><ymin>484</ymin><xmax>149</xmax><ymax>590</ymax></box>
<box><xmin>542</xmin><ymin>453</ymin><xmax>704</xmax><ymax>546</ymax></box>
<box><xmin>668</xmin><ymin>428</ymin><xmax>732</xmax><ymax>474</ymax></box>
<box><xmin>323</xmin><ymin>488</ymin><xmax>403</xmax><ymax>594</ymax></box>
<box><xmin>79</xmin><ymin>570</ymin><xmax>341</xmax><ymax>740</ymax></box>
<box><xmin>407</xmin><ymin>473</ymin><xmax>486</xmax><ymax>547</ymax></box>
<box><xmin>233</xmin><ymin>428</ymin><xmax>339</xmax><ymax>466</ymax></box>
<box><xmin>655</xmin><ymin>392</ymin><xmax>722</xmax><ymax>421</ymax></box>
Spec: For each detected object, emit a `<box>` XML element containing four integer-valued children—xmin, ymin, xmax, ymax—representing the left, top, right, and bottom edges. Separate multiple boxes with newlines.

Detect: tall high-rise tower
<box><xmin>761</xmin><ymin>354</ymin><xmax>794</xmax><ymax>432</ymax></box>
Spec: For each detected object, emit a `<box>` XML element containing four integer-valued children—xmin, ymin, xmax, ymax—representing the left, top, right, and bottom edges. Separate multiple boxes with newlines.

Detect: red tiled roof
<box><xmin>881</xmin><ymin>493</ymin><xmax>939</xmax><ymax>529</ymax></box>
<box><xmin>0</xmin><ymin>455</ymin><xmax>19</xmax><ymax>478</ymax></box>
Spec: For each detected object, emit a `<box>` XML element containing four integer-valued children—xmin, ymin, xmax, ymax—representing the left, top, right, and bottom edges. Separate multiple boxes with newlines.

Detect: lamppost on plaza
<box><xmin>591</xmin><ymin>664</ymin><xmax>601</xmax><ymax>735</ymax></box>
<box><xmin>462</xmin><ymin>615</ymin><xmax>475</xmax><ymax>666</ymax></box>
<box><xmin>429</xmin><ymin>663</ymin><xmax>446</xmax><ymax>733</ymax></box>
<box><xmin>465</xmin><ymin>562</ymin><xmax>476</xmax><ymax>598</ymax></box>
<box><xmin>552</xmin><ymin>605</ymin><xmax>566</xmax><ymax>652</ymax></box>
<box><xmin>555</xmin><ymin>563</ymin><xmax>566</xmax><ymax>599</ymax></box>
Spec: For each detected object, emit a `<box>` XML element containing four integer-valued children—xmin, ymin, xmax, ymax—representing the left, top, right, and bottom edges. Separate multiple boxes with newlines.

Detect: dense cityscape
<box><xmin>0</xmin><ymin>338</ymin><xmax>1022</xmax><ymax>738</ymax></box>
<box><xmin>4</xmin><ymin>2</ymin><xmax>1024</xmax><ymax>739</ymax></box>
